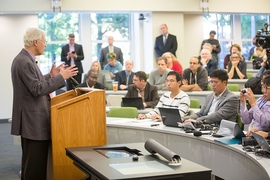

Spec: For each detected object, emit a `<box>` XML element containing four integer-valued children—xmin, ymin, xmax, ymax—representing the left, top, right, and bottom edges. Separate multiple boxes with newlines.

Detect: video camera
<box><xmin>256</xmin><ymin>23</ymin><xmax>270</xmax><ymax>69</ymax></box>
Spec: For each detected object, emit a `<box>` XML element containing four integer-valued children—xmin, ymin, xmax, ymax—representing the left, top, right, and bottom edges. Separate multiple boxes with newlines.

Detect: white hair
<box><xmin>23</xmin><ymin>28</ymin><xmax>46</xmax><ymax>46</ymax></box>
<box><xmin>203</xmin><ymin>43</ymin><xmax>213</xmax><ymax>52</ymax></box>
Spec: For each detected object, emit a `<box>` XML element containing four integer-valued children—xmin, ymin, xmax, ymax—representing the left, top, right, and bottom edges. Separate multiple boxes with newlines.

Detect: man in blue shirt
<box><xmin>104</xmin><ymin>52</ymin><xmax>123</xmax><ymax>79</ymax></box>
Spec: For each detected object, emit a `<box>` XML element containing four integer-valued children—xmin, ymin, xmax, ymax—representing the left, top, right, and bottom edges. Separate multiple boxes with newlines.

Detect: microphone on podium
<box><xmin>68</xmin><ymin>77</ymin><xmax>79</xmax><ymax>89</ymax></box>
<box><xmin>193</xmin><ymin>131</ymin><xmax>210</xmax><ymax>137</ymax></box>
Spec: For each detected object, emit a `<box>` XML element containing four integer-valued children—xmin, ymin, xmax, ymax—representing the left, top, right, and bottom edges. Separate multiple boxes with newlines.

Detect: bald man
<box><xmin>99</xmin><ymin>36</ymin><xmax>124</xmax><ymax>69</ymax></box>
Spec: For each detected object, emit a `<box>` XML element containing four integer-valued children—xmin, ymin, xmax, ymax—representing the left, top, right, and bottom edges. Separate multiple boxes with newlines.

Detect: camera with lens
<box><xmin>242</xmin><ymin>137</ymin><xmax>258</xmax><ymax>147</ymax></box>
<box><xmin>241</xmin><ymin>88</ymin><xmax>247</xmax><ymax>94</ymax></box>
<box><xmin>256</xmin><ymin>23</ymin><xmax>270</xmax><ymax>69</ymax></box>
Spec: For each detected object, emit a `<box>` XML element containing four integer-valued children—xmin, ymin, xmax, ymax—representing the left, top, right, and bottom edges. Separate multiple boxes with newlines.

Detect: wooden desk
<box><xmin>66</xmin><ymin>143</ymin><xmax>211</xmax><ymax>180</ymax></box>
<box><xmin>106</xmin><ymin>118</ymin><xmax>270</xmax><ymax>180</ymax></box>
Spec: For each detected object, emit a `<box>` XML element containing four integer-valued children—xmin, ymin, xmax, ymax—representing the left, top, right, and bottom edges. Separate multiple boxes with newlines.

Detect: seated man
<box><xmin>183</xmin><ymin>69</ymin><xmax>239</xmax><ymax>124</ymax></box>
<box><xmin>76</xmin><ymin>69</ymin><xmax>105</xmax><ymax>89</ymax></box>
<box><xmin>138</xmin><ymin>71</ymin><xmax>190</xmax><ymax>121</ymax></box>
<box><xmin>200</xmin><ymin>48</ymin><xmax>217</xmax><ymax>75</ymax></box>
<box><xmin>103</xmin><ymin>52</ymin><xmax>123</xmax><ymax>79</ymax></box>
<box><xmin>114</xmin><ymin>60</ymin><xmax>134</xmax><ymax>90</ymax></box>
<box><xmin>181</xmin><ymin>56</ymin><xmax>208</xmax><ymax>91</ymax></box>
<box><xmin>148</xmin><ymin>57</ymin><xmax>171</xmax><ymax>90</ymax></box>
<box><xmin>240</xmin><ymin>75</ymin><xmax>270</xmax><ymax>136</ymax></box>
<box><xmin>125</xmin><ymin>71</ymin><xmax>159</xmax><ymax>108</ymax></box>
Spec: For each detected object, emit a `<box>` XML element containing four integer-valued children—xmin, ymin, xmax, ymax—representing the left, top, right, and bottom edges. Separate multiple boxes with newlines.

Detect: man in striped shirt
<box><xmin>138</xmin><ymin>71</ymin><xmax>190</xmax><ymax>121</ymax></box>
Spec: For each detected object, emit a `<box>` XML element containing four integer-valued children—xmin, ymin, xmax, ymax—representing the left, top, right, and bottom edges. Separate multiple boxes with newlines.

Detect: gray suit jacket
<box><xmin>184</xmin><ymin>88</ymin><xmax>239</xmax><ymax>124</ymax></box>
<box><xmin>99</xmin><ymin>46</ymin><xmax>124</xmax><ymax>69</ymax></box>
<box><xmin>11</xmin><ymin>49</ymin><xmax>66</xmax><ymax>140</ymax></box>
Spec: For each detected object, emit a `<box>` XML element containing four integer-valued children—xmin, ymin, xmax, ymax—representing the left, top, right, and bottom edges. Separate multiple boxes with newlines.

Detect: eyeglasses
<box><xmin>38</xmin><ymin>39</ymin><xmax>47</xmax><ymax>45</ymax></box>
<box><xmin>189</xmin><ymin>62</ymin><xmax>198</xmax><ymax>65</ymax></box>
<box><xmin>231</xmin><ymin>56</ymin><xmax>239</xmax><ymax>59</ymax></box>
<box><xmin>89</xmin><ymin>76</ymin><xmax>98</xmax><ymax>81</ymax></box>
<box><xmin>165</xmin><ymin>79</ymin><xmax>176</xmax><ymax>83</ymax></box>
<box><xmin>262</xmin><ymin>85</ymin><xmax>270</xmax><ymax>91</ymax></box>
<box><xmin>208</xmin><ymin>80</ymin><xmax>220</xmax><ymax>85</ymax></box>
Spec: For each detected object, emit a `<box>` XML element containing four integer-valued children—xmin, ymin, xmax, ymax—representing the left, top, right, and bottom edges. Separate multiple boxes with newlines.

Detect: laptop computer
<box><xmin>158</xmin><ymin>107</ymin><xmax>181</xmax><ymax>127</ymax></box>
<box><xmin>100</xmin><ymin>70</ymin><xmax>112</xmax><ymax>81</ymax></box>
<box><xmin>252</xmin><ymin>132</ymin><xmax>270</xmax><ymax>153</ymax></box>
<box><xmin>215</xmin><ymin>119</ymin><xmax>246</xmax><ymax>139</ymax></box>
<box><xmin>122</xmin><ymin>97</ymin><xmax>144</xmax><ymax>110</ymax></box>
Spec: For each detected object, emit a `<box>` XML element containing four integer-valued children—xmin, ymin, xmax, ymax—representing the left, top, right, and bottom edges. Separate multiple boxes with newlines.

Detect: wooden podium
<box><xmin>50</xmin><ymin>88</ymin><xmax>107</xmax><ymax>180</ymax></box>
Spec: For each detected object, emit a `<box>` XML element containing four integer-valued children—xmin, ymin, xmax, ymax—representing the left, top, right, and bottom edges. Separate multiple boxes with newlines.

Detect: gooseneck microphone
<box><xmin>193</xmin><ymin>131</ymin><xmax>210</xmax><ymax>137</ymax></box>
<box><xmin>69</xmin><ymin>77</ymin><xmax>79</xmax><ymax>89</ymax></box>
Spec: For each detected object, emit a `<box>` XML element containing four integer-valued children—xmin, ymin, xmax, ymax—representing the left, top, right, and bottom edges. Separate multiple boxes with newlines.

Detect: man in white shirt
<box><xmin>138</xmin><ymin>71</ymin><xmax>190</xmax><ymax>121</ymax></box>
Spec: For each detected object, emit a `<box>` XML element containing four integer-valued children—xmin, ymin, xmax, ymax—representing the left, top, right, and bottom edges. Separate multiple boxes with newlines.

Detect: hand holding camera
<box><xmin>240</xmin><ymin>87</ymin><xmax>256</xmax><ymax>107</ymax></box>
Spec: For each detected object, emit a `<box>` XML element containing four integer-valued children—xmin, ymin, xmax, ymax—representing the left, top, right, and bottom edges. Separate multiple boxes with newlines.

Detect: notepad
<box><xmin>214</xmin><ymin>137</ymin><xmax>241</xmax><ymax>145</ymax></box>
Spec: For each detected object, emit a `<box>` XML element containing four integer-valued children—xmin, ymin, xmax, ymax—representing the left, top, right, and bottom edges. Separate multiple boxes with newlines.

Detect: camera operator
<box><xmin>240</xmin><ymin>76</ymin><xmax>270</xmax><ymax>136</ymax></box>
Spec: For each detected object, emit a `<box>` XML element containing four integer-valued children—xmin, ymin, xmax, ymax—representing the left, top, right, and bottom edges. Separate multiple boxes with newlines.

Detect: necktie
<box><xmin>164</xmin><ymin>36</ymin><xmax>167</xmax><ymax>45</ymax></box>
<box><xmin>109</xmin><ymin>46</ymin><xmax>113</xmax><ymax>53</ymax></box>
<box><xmin>126</xmin><ymin>75</ymin><xmax>130</xmax><ymax>85</ymax></box>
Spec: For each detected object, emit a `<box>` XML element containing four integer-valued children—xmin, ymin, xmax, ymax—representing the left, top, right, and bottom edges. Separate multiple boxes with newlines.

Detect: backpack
<box><xmin>244</xmin><ymin>77</ymin><xmax>262</xmax><ymax>94</ymax></box>
<box><xmin>252</xmin><ymin>57</ymin><xmax>263</xmax><ymax>69</ymax></box>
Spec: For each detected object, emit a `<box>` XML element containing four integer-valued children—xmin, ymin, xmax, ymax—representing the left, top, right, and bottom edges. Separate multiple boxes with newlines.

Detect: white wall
<box><xmin>0</xmin><ymin>15</ymin><xmax>38</xmax><ymax>119</ymax></box>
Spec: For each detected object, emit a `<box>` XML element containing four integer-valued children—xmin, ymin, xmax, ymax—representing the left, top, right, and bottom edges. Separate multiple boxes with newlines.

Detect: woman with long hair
<box><xmin>162</xmin><ymin>52</ymin><xmax>183</xmax><ymax>74</ymax></box>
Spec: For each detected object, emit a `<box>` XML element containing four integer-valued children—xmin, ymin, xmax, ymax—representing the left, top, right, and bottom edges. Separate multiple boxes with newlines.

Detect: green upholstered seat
<box><xmin>227</xmin><ymin>84</ymin><xmax>240</xmax><ymax>92</ymax></box>
<box><xmin>190</xmin><ymin>98</ymin><xmax>200</xmax><ymax>108</ymax></box>
<box><xmin>107</xmin><ymin>107</ymin><xmax>138</xmax><ymax>118</ymax></box>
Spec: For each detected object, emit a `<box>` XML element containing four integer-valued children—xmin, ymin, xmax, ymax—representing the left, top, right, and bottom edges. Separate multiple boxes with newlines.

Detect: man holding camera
<box><xmin>240</xmin><ymin>75</ymin><xmax>270</xmax><ymax>136</ymax></box>
<box><xmin>61</xmin><ymin>33</ymin><xmax>85</xmax><ymax>91</ymax></box>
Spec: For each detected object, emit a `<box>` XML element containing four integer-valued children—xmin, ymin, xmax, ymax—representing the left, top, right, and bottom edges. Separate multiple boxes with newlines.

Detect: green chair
<box><xmin>246</xmin><ymin>72</ymin><xmax>253</xmax><ymax>79</ymax></box>
<box><xmin>236</xmin><ymin>113</ymin><xmax>244</xmax><ymax>130</ymax></box>
<box><xmin>146</xmin><ymin>73</ymin><xmax>150</xmax><ymax>80</ymax></box>
<box><xmin>227</xmin><ymin>84</ymin><xmax>240</xmax><ymax>92</ymax></box>
<box><xmin>208</xmin><ymin>84</ymin><xmax>213</xmax><ymax>91</ymax></box>
<box><xmin>190</xmin><ymin>98</ymin><xmax>200</xmax><ymax>108</ymax></box>
<box><xmin>107</xmin><ymin>107</ymin><xmax>138</xmax><ymax>118</ymax></box>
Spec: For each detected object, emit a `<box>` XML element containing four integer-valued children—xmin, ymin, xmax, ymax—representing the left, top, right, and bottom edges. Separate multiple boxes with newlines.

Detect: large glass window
<box><xmin>90</xmin><ymin>13</ymin><xmax>131</xmax><ymax>62</ymax></box>
<box><xmin>38</xmin><ymin>13</ymin><xmax>80</xmax><ymax>74</ymax></box>
<box><xmin>203</xmin><ymin>14</ymin><xmax>232</xmax><ymax>68</ymax></box>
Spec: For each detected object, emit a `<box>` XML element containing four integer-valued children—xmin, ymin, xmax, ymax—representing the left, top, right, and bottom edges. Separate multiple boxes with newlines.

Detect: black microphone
<box><xmin>193</xmin><ymin>131</ymin><xmax>210</xmax><ymax>137</ymax></box>
<box><xmin>68</xmin><ymin>77</ymin><xmax>79</xmax><ymax>89</ymax></box>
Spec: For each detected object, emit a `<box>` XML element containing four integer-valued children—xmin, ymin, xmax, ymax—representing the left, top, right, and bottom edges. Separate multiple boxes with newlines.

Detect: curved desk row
<box><xmin>106</xmin><ymin>91</ymin><xmax>261</xmax><ymax>107</ymax></box>
<box><xmin>106</xmin><ymin>117</ymin><xmax>270</xmax><ymax>180</ymax></box>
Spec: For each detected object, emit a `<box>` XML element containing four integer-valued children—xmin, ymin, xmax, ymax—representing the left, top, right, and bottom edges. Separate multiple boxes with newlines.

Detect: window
<box><xmin>90</xmin><ymin>13</ymin><xmax>131</xmax><ymax>62</ymax></box>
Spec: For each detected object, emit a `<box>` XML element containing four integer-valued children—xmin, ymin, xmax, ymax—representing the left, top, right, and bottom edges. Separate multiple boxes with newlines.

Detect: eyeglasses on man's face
<box><xmin>208</xmin><ymin>80</ymin><xmax>221</xmax><ymax>85</ymax></box>
<box><xmin>262</xmin><ymin>85</ymin><xmax>270</xmax><ymax>91</ymax></box>
<box><xmin>189</xmin><ymin>62</ymin><xmax>198</xmax><ymax>65</ymax></box>
<box><xmin>38</xmin><ymin>39</ymin><xmax>47</xmax><ymax>45</ymax></box>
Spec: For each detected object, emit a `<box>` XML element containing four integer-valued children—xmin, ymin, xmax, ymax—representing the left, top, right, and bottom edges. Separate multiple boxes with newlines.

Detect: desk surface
<box><xmin>106</xmin><ymin>91</ymin><xmax>261</xmax><ymax>107</ymax></box>
<box><xmin>106</xmin><ymin>117</ymin><xmax>270</xmax><ymax>180</ymax></box>
<box><xmin>66</xmin><ymin>143</ymin><xmax>211</xmax><ymax>180</ymax></box>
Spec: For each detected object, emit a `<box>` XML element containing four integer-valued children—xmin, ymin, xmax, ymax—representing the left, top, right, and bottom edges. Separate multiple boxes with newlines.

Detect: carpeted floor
<box><xmin>0</xmin><ymin>120</ymin><xmax>21</xmax><ymax>180</ymax></box>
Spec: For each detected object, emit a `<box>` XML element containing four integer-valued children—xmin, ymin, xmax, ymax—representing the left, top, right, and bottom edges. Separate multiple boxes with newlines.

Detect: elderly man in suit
<box><xmin>125</xmin><ymin>71</ymin><xmax>160</xmax><ymax>108</ymax></box>
<box><xmin>61</xmin><ymin>33</ymin><xmax>84</xmax><ymax>91</ymax></box>
<box><xmin>114</xmin><ymin>60</ymin><xmax>134</xmax><ymax>90</ymax></box>
<box><xmin>11</xmin><ymin>28</ymin><xmax>78</xmax><ymax>180</ymax></box>
<box><xmin>183</xmin><ymin>69</ymin><xmax>239</xmax><ymax>125</ymax></box>
<box><xmin>76</xmin><ymin>69</ymin><xmax>105</xmax><ymax>89</ymax></box>
<box><xmin>154</xmin><ymin>24</ymin><xmax>178</xmax><ymax>57</ymax></box>
<box><xmin>99</xmin><ymin>36</ymin><xmax>124</xmax><ymax>69</ymax></box>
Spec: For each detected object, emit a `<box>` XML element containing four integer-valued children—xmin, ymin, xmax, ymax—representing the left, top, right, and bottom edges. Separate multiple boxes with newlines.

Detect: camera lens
<box><xmin>241</xmin><ymin>89</ymin><xmax>246</xmax><ymax>94</ymax></box>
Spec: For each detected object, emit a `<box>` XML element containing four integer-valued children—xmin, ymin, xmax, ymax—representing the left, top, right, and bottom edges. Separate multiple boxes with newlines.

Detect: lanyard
<box><xmin>258</xmin><ymin>99</ymin><xmax>267</xmax><ymax>109</ymax></box>
<box><xmin>189</xmin><ymin>72</ymin><xmax>197</xmax><ymax>84</ymax></box>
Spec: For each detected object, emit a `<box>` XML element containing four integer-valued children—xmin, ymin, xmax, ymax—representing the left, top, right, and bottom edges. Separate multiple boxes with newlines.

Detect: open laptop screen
<box><xmin>122</xmin><ymin>97</ymin><xmax>144</xmax><ymax>110</ymax></box>
<box><xmin>159</xmin><ymin>107</ymin><xmax>181</xmax><ymax>127</ymax></box>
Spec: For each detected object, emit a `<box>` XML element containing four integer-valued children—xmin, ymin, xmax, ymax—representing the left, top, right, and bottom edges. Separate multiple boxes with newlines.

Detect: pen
<box><xmin>151</xmin><ymin>123</ymin><xmax>160</xmax><ymax>127</ymax></box>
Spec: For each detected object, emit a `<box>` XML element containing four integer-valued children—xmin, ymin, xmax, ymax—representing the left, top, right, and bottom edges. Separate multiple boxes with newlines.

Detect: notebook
<box><xmin>158</xmin><ymin>107</ymin><xmax>181</xmax><ymax>127</ymax></box>
<box><xmin>252</xmin><ymin>132</ymin><xmax>270</xmax><ymax>153</ymax></box>
<box><xmin>122</xmin><ymin>97</ymin><xmax>144</xmax><ymax>110</ymax></box>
